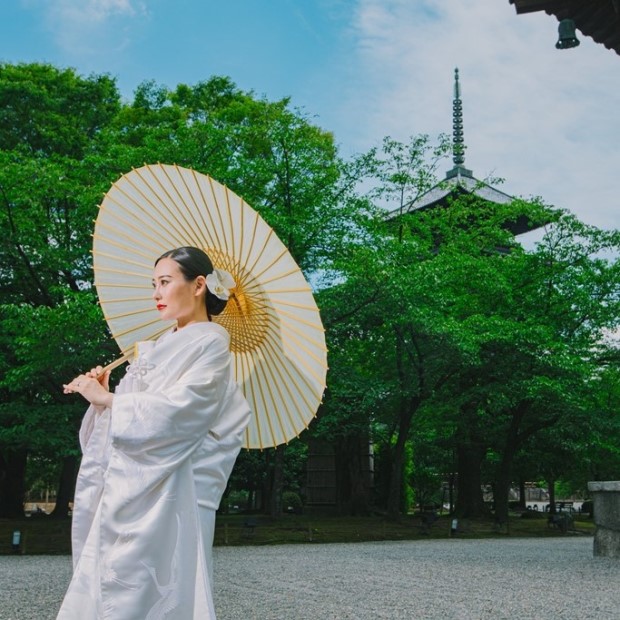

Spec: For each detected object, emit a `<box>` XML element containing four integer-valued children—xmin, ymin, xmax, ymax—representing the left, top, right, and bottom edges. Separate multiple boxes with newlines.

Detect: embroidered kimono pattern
<box><xmin>57</xmin><ymin>322</ymin><xmax>251</xmax><ymax>620</ymax></box>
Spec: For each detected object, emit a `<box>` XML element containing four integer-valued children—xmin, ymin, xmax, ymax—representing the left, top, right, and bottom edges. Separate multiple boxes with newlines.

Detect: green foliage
<box><xmin>319</xmin><ymin>130</ymin><xmax>620</xmax><ymax>517</ymax></box>
<box><xmin>282</xmin><ymin>491</ymin><xmax>303</xmax><ymax>513</ymax></box>
<box><xmin>227</xmin><ymin>450</ymin><xmax>266</xmax><ymax>507</ymax></box>
<box><xmin>0</xmin><ymin>62</ymin><xmax>120</xmax><ymax>157</ymax></box>
<box><xmin>25</xmin><ymin>454</ymin><xmax>61</xmax><ymax>500</ymax></box>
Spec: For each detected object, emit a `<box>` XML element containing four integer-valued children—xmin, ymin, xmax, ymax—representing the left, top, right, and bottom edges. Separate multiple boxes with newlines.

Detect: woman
<box><xmin>57</xmin><ymin>246</ymin><xmax>251</xmax><ymax>620</ymax></box>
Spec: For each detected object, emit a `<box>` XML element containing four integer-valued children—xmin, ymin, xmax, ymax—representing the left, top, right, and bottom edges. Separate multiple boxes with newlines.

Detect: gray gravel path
<box><xmin>1</xmin><ymin>537</ymin><xmax>619</xmax><ymax>619</ymax></box>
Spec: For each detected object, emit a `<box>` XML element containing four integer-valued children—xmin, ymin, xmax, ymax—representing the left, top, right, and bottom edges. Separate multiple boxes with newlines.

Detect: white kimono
<box><xmin>57</xmin><ymin>322</ymin><xmax>251</xmax><ymax>620</ymax></box>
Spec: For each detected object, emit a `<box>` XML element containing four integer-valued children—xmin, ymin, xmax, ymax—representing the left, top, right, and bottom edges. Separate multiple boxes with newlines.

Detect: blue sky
<box><xmin>2</xmin><ymin>1</ymin><xmax>619</xmax><ymax>236</ymax></box>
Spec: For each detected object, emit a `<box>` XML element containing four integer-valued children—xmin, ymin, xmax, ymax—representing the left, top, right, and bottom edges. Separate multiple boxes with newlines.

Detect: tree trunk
<box><xmin>334</xmin><ymin>434</ymin><xmax>372</xmax><ymax>516</ymax></box>
<box><xmin>386</xmin><ymin>326</ymin><xmax>421</xmax><ymax>520</ymax></box>
<box><xmin>518</xmin><ymin>479</ymin><xmax>527</xmax><ymax>510</ymax></box>
<box><xmin>493</xmin><ymin>400</ymin><xmax>533</xmax><ymax>523</ymax></box>
<box><xmin>247</xmin><ymin>487</ymin><xmax>255</xmax><ymax>511</ymax></box>
<box><xmin>386</xmin><ymin>401</ymin><xmax>416</xmax><ymax>520</ymax></box>
<box><xmin>547</xmin><ymin>477</ymin><xmax>556</xmax><ymax>515</ymax></box>
<box><xmin>0</xmin><ymin>449</ymin><xmax>28</xmax><ymax>518</ymax></box>
<box><xmin>50</xmin><ymin>455</ymin><xmax>79</xmax><ymax>519</ymax></box>
<box><xmin>493</xmin><ymin>458</ymin><xmax>513</xmax><ymax>525</ymax></box>
<box><xmin>448</xmin><ymin>471</ymin><xmax>456</xmax><ymax>513</ymax></box>
<box><xmin>454</xmin><ymin>442</ymin><xmax>487</xmax><ymax>518</ymax></box>
<box><xmin>264</xmin><ymin>446</ymin><xmax>285</xmax><ymax>517</ymax></box>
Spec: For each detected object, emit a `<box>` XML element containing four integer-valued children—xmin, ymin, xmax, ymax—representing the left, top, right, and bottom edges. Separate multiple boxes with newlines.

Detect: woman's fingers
<box><xmin>63</xmin><ymin>374</ymin><xmax>87</xmax><ymax>394</ymax></box>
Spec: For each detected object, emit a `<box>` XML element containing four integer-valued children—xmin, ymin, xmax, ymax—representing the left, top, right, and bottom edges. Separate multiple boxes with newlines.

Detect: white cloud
<box><xmin>35</xmin><ymin>0</ymin><xmax>147</xmax><ymax>55</ymax></box>
<box><xmin>52</xmin><ymin>0</ymin><xmax>139</xmax><ymax>23</ymax></box>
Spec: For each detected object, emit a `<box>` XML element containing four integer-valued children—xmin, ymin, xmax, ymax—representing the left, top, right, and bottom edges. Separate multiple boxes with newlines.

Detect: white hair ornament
<box><xmin>206</xmin><ymin>268</ymin><xmax>235</xmax><ymax>300</ymax></box>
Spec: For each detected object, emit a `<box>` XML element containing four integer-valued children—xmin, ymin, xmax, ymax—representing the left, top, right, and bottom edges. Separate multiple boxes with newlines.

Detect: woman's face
<box><xmin>152</xmin><ymin>257</ymin><xmax>204</xmax><ymax>327</ymax></box>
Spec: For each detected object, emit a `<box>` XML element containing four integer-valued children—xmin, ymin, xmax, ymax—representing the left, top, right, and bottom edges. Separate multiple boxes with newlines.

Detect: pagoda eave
<box><xmin>387</xmin><ymin>180</ymin><xmax>545</xmax><ymax>236</ymax></box>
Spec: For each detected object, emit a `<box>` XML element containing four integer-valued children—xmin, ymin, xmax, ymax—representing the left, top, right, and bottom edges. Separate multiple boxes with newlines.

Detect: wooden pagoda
<box><xmin>388</xmin><ymin>68</ymin><xmax>546</xmax><ymax>238</ymax></box>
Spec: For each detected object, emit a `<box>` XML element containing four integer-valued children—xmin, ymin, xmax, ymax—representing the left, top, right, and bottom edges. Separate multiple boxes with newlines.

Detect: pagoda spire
<box><xmin>446</xmin><ymin>67</ymin><xmax>473</xmax><ymax>179</ymax></box>
<box><xmin>453</xmin><ymin>67</ymin><xmax>465</xmax><ymax>166</ymax></box>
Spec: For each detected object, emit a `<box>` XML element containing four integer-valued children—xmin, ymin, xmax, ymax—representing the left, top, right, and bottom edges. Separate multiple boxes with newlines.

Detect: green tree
<box><xmin>321</xmin><ymin>142</ymin><xmax>619</xmax><ymax>523</ymax></box>
<box><xmin>0</xmin><ymin>62</ymin><xmax>119</xmax><ymax>157</ymax></box>
<box><xmin>484</xmin><ymin>214</ymin><xmax>620</xmax><ymax>523</ymax></box>
<box><xmin>318</xmin><ymin>134</ymin><xmax>465</xmax><ymax>519</ymax></box>
<box><xmin>0</xmin><ymin>63</ymin><xmax>123</xmax><ymax>517</ymax></box>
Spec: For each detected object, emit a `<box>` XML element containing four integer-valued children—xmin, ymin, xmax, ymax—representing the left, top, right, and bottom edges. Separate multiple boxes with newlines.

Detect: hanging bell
<box><xmin>555</xmin><ymin>19</ymin><xmax>580</xmax><ymax>49</ymax></box>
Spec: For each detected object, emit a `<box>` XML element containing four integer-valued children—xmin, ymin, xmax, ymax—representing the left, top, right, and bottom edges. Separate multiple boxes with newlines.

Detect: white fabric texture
<box><xmin>57</xmin><ymin>322</ymin><xmax>251</xmax><ymax>620</ymax></box>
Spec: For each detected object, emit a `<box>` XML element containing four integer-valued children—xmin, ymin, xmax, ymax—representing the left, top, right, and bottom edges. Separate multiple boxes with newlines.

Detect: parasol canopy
<box><xmin>92</xmin><ymin>163</ymin><xmax>327</xmax><ymax>449</ymax></box>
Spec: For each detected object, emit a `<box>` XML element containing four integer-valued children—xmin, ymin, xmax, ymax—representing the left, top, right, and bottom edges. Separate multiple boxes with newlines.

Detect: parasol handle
<box><xmin>99</xmin><ymin>351</ymin><xmax>133</xmax><ymax>376</ymax></box>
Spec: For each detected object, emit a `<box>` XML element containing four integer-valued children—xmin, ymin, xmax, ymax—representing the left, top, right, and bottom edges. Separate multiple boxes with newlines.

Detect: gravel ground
<box><xmin>1</xmin><ymin>537</ymin><xmax>619</xmax><ymax>619</ymax></box>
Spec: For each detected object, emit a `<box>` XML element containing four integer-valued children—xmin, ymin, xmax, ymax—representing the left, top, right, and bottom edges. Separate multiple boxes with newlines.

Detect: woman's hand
<box><xmin>63</xmin><ymin>366</ymin><xmax>113</xmax><ymax>410</ymax></box>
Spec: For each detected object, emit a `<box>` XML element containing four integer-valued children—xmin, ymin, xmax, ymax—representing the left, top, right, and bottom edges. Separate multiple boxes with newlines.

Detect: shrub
<box><xmin>282</xmin><ymin>491</ymin><xmax>303</xmax><ymax>514</ymax></box>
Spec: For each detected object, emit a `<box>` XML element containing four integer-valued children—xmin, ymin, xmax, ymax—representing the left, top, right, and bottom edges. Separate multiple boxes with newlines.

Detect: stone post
<box><xmin>587</xmin><ymin>481</ymin><xmax>620</xmax><ymax>558</ymax></box>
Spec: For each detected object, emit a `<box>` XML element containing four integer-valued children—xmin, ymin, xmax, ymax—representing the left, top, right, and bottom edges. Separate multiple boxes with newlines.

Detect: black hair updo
<box><xmin>155</xmin><ymin>246</ymin><xmax>228</xmax><ymax>318</ymax></box>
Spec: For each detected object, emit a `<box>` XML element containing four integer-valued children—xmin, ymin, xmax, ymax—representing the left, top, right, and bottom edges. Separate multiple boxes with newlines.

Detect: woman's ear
<box><xmin>195</xmin><ymin>275</ymin><xmax>207</xmax><ymax>297</ymax></box>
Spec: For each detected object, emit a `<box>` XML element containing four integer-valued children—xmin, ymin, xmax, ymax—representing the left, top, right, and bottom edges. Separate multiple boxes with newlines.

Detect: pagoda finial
<box><xmin>446</xmin><ymin>67</ymin><xmax>473</xmax><ymax>180</ymax></box>
<box><xmin>452</xmin><ymin>67</ymin><xmax>465</xmax><ymax>166</ymax></box>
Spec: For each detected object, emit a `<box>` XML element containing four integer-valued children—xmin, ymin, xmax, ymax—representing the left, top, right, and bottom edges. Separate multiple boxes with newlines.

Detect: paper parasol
<box><xmin>92</xmin><ymin>163</ymin><xmax>327</xmax><ymax>449</ymax></box>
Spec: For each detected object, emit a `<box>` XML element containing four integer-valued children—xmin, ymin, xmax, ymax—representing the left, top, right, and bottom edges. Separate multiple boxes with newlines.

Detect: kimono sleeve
<box><xmin>109</xmin><ymin>331</ymin><xmax>231</xmax><ymax>463</ymax></box>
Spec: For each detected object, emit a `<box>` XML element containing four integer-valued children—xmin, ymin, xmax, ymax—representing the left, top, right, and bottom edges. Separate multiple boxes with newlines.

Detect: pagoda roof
<box><xmin>387</xmin><ymin>165</ymin><xmax>538</xmax><ymax>237</ymax></box>
<box><xmin>396</xmin><ymin>166</ymin><xmax>514</xmax><ymax>214</ymax></box>
<box><xmin>510</xmin><ymin>0</ymin><xmax>620</xmax><ymax>56</ymax></box>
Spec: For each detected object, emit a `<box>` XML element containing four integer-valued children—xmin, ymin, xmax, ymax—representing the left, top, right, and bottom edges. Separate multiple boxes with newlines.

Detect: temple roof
<box><xmin>509</xmin><ymin>0</ymin><xmax>620</xmax><ymax>56</ymax></box>
<box><xmin>396</xmin><ymin>169</ymin><xmax>514</xmax><ymax>213</ymax></box>
<box><xmin>387</xmin><ymin>169</ymin><xmax>535</xmax><ymax>237</ymax></box>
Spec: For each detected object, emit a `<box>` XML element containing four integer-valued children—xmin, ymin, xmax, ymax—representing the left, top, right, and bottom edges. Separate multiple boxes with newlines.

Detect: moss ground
<box><xmin>0</xmin><ymin>511</ymin><xmax>594</xmax><ymax>555</ymax></box>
